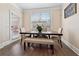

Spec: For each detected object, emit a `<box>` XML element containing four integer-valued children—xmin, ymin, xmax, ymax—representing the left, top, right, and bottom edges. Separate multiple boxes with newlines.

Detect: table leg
<box><xmin>48</xmin><ymin>35</ymin><xmax>50</xmax><ymax>39</ymax></box>
<box><xmin>24</xmin><ymin>42</ymin><xmax>26</xmax><ymax>50</ymax></box>
<box><xmin>29</xmin><ymin>34</ymin><xmax>31</xmax><ymax>37</ymax></box>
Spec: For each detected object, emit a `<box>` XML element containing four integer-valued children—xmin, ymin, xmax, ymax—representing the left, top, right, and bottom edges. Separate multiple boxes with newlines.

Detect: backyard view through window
<box><xmin>31</xmin><ymin>12</ymin><xmax>51</xmax><ymax>32</ymax></box>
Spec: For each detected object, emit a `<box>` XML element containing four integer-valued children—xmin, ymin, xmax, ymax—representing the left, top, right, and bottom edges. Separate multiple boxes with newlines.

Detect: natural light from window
<box><xmin>31</xmin><ymin>12</ymin><xmax>51</xmax><ymax>32</ymax></box>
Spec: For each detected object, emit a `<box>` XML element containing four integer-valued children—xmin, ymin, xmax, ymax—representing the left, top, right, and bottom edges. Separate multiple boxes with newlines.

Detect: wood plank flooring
<box><xmin>0</xmin><ymin>40</ymin><xmax>78</xmax><ymax>56</ymax></box>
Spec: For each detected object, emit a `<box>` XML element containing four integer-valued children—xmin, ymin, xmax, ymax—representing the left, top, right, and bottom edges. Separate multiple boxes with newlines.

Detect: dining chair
<box><xmin>51</xmin><ymin>28</ymin><xmax>63</xmax><ymax>47</ymax></box>
<box><xmin>20</xmin><ymin>27</ymin><xmax>31</xmax><ymax>44</ymax></box>
<box><xmin>20</xmin><ymin>27</ymin><xmax>26</xmax><ymax>44</ymax></box>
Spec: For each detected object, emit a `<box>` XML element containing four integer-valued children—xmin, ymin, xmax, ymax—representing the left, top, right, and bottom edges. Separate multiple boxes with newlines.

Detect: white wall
<box><xmin>23</xmin><ymin>6</ymin><xmax>62</xmax><ymax>32</ymax></box>
<box><xmin>50</xmin><ymin>7</ymin><xmax>62</xmax><ymax>32</ymax></box>
<box><xmin>62</xmin><ymin>3</ymin><xmax>79</xmax><ymax>55</ymax></box>
<box><xmin>0</xmin><ymin>3</ymin><xmax>23</xmax><ymax>48</ymax></box>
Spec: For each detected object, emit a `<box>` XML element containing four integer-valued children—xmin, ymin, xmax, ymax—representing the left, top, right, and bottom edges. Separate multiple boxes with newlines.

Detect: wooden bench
<box><xmin>23</xmin><ymin>38</ymin><xmax>54</xmax><ymax>54</ymax></box>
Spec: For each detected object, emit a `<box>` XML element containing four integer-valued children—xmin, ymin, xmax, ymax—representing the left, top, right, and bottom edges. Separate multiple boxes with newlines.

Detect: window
<box><xmin>31</xmin><ymin>12</ymin><xmax>51</xmax><ymax>32</ymax></box>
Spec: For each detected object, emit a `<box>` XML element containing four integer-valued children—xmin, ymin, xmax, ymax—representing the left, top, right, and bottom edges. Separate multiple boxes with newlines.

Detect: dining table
<box><xmin>20</xmin><ymin>31</ymin><xmax>63</xmax><ymax>47</ymax></box>
<box><xmin>20</xmin><ymin>31</ymin><xmax>63</xmax><ymax>38</ymax></box>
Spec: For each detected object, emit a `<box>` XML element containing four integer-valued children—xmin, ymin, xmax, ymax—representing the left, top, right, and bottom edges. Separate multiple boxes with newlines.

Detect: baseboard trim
<box><xmin>0</xmin><ymin>37</ymin><xmax>20</xmax><ymax>49</ymax></box>
<box><xmin>62</xmin><ymin>38</ymin><xmax>79</xmax><ymax>55</ymax></box>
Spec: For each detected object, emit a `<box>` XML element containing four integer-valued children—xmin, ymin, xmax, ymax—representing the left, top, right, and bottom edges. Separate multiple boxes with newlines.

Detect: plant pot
<box><xmin>38</xmin><ymin>30</ymin><xmax>42</xmax><ymax>33</ymax></box>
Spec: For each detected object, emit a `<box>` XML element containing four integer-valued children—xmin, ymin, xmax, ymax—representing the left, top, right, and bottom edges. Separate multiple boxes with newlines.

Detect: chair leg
<box><xmin>57</xmin><ymin>40</ymin><xmax>60</xmax><ymax>43</ymax></box>
<box><xmin>59</xmin><ymin>40</ymin><xmax>62</xmax><ymax>48</ymax></box>
<box><xmin>59</xmin><ymin>36</ymin><xmax>63</xmax><ymax>48</ymax></box>
<box><xmin>20</xmin><ymin>36</ymin><xmax>22</xmax><ymax>44</ymax></box>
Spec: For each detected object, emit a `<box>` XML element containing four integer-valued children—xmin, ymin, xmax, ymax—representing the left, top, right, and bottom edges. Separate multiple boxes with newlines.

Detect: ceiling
<box><xmin>16</xmin><ymin>3</ymin><xmax>62</xmax><ymax>9</ymax></box>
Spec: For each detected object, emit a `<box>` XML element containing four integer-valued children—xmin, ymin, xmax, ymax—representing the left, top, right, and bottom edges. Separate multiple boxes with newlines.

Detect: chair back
<box><xmin>58</xmin><ymin>28</ymin><xmax>63</xmax><ymax>34</ymax></box>
<box><xmin>20</xmin><ymin>27</ymin><xmax>26</xmax><ymax>32</ymax></box>
<box><xmin>20</xmin><ymin>27</ymin><xmax>26</xmax><ymax>43</ymax></box>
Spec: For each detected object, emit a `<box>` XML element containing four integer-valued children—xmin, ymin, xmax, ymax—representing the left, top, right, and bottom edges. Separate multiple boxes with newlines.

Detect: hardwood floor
<box><xmin>0</xmin><ymin>40</ymin><xmax>78</xmax><ymax>56</ymax></box>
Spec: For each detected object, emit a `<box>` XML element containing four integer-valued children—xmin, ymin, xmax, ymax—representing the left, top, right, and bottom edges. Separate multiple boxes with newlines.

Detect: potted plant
<box><xmin>37</xmin><ymin>25</ymin><xmax>42</xmax><ymax>33</ymax></box>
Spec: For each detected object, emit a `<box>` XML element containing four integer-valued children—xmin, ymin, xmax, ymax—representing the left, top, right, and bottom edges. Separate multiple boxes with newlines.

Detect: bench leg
<box><xmin>27</xmin><ymin>43</ymin><xmax>30</xmax><ymax>47</ymax></box>
<box><xmin>24</xmin><ymin>42</ymin><xmax>30</xmax><ymax>50</ymax></box>
<box><xmin>39</xmin><ymin>44</ymin><xmax>42</xmax><ymax>48</ymax></box>
<box><xmin>50</xmin><ymin>45</ymin><xmax>54</xmax><ymax>54</ymax></box>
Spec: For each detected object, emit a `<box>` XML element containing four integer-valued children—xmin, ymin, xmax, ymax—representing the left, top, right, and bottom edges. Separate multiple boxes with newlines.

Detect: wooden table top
<box><xmin>20</xmin><ymin>31</ymin><xmax>63</xmax><ymax>36</ymax></box>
